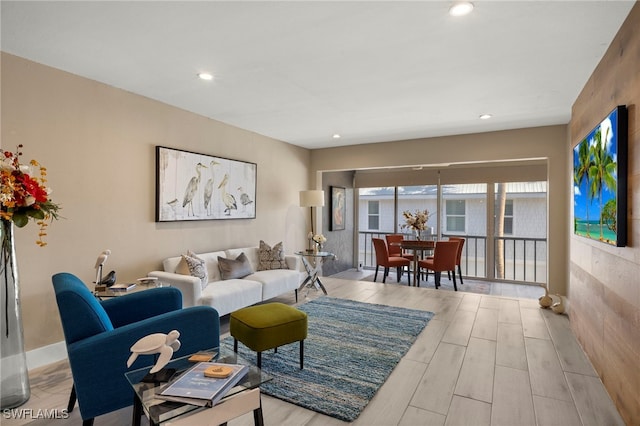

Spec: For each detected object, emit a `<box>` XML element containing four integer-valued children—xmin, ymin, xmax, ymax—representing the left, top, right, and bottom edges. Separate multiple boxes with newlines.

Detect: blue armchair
<box><xmin>52</xmin><ymin>272</ymin><xmax>220</xmax><ymax>425</ymax></box>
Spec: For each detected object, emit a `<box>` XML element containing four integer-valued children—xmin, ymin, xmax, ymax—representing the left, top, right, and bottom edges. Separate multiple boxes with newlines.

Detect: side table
<box><xmin>94</xmin><ymin>282</ymin><xmax>167</xmax><ymax>299</ymax></box>
<box><xmin>295</xmin><ymin>251</ymin><xmax>336</xmax><ymax>295</ymax></box>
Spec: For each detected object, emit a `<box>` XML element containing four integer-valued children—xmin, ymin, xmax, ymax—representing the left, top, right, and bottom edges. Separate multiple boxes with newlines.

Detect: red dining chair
<box><xmin>385</xmin><ymin>234</ymin><xmax>414</xmax><ymax>261</ymax></box>
<box><xmin>448</xmin><ymin>237</ymin><xmax>465</xmax><ymax>285</ymax></box>
<box><xmin>372</xmin><ymin>238</ymin><xmax>411</xmax><ymax>284</ymax></box>
<box><xmin>418</xmin><ymin>240</ymin><xmax>459</xmax><ymax>290</ymax></box>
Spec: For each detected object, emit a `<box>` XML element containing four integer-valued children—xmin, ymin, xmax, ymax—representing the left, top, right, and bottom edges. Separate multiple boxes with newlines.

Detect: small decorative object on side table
<box><xmin>307</xmin><ymin>232</ymin><xmax>327</xmax><ymax>253</ymax></box>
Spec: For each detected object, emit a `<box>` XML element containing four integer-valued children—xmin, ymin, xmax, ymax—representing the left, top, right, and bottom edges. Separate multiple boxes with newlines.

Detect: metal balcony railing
<box><xmin>357</xmin><ymin>231</ymin><xmax>547</xmax><ymax>284</ymax></box>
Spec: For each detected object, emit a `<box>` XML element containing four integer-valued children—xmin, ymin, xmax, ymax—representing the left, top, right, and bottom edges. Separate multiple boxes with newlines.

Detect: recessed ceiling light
<box><xmin>332</xmin><ymin>133</ymin><xmax>341</xmax><ymax>139</ymax></box>
<box><xmin>449</xmin><ymin>1</ymin><xmax>474</xmax><ymax>17</ymax></box>
<box><xmin>479</xmin><ymin>114</ymin><xmax>492</xmax><ymax>120</ymax></box>
<box><xmin>197</xmin><ymin>73</ymin><xmax>214</xmax><ymax>81</ymax></box>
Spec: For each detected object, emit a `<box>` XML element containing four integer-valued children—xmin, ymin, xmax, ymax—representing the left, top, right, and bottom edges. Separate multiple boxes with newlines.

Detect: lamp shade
<box><xmin>299</xmin><ymin>190</ymin><xmax>325</xmax><ymax>207</ymax></box>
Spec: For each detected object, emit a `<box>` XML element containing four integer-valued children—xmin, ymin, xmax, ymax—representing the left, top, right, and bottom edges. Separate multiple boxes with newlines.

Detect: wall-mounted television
<box><xmin>573</xmin><ymin>105</ymin><xmax>628</xmax><ymax>247</ymax></box>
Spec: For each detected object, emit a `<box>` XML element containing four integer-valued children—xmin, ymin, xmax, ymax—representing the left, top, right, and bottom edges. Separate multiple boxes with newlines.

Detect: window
<box><xmin>446</xmin><ymin>200</ymin><xmax>465</xmax><ymax>232</ymax></box>
<box><xmin>503</xmin><ymin>200</ymin><xmax>513</xmax><ymax>235</ymax></box>
<box><xmin>397</xmin><ymin>185</ymin><xmax>437</xmax><ymax>235</ymax></box>
<box><xmin>368</xmin><ymin>200</ymin><xmax>379</xmax><ymax>230</ymax></box>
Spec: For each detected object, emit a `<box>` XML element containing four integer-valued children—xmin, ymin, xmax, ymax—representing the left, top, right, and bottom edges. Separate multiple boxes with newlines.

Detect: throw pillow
<box><xmin>257</xmin><ymin>240</ymin><xmax>288</xmax><ymax>271</ymax></box>
<box><xmin>218</xmin><ymin>252</ymin><xmax>254</xmax><ymax>280</ymax></box>
<box><xmin>175</xmin><ymin>251</ymin><xmax>208</xmax><ymax>289</ymax></box>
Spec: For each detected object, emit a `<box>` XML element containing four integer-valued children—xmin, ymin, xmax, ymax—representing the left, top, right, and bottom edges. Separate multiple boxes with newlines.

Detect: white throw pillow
<box><xmin>175</xmin><ymin>251</ymin><xmax>208</xmax><ymax>289</ymax></box>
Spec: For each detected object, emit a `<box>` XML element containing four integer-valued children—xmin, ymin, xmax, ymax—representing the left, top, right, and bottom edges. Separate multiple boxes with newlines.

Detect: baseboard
<box><xmin>27</xmin><ymin>341</ymin><xmax>68</xmax><ymax>371</ymax></box>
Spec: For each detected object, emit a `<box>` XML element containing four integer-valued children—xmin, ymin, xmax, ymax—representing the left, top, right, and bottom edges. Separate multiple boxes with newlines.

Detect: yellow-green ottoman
<box><xmin>230</xmin><ymin>303</ymin><xmax>308</xmax><ymax>369</ymax></box>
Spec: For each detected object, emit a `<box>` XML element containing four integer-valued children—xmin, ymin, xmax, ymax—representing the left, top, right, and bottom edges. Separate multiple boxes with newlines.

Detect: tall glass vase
<box><xmin>1</xmin><ymin>219</ymin><xmax>30</xmax><ymax>409</ymax></box>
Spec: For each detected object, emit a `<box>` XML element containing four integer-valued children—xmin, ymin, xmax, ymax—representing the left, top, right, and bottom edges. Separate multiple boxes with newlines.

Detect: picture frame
<box><xmin>156</xmin><ymin>146</ymin><xmax>257</xmax><ymax>222</ymax></box>
<box><xmin>572</xmin><ymin>105</ymin><xmax>627</xmax><ymax>246</ymax></box>
<box><xmin>330</xmin><ymin>186</ymin><xmax>346</xmax><ymax>231</ymax></box>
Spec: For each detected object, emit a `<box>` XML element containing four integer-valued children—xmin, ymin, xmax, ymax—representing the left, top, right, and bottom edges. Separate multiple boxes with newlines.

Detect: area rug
<box><xmin>221</xmin><ymin>297</ymin><xmax>434</xmax><ymax>422</ymax></box>
<box><xmin>360</xmin><ymin>271</ymin><xmax>491</xmax><ymax>294</ymax></box>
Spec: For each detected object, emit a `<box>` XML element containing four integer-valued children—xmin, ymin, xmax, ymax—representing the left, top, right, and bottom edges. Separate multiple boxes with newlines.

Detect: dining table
<box><xmin>391</xmin><ymin>240</ymin><xmax>435</xmax><ymax>286</ymax></box>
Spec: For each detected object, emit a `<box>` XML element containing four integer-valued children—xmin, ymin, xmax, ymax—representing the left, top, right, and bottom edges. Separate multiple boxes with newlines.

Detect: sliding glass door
<box><xmin>357</xmin><ymin>181</ymin><xmax>547</xmax><ymax>284</ymax></box>
<box><xmin>494</xmin><ymin>182</ymin><xmax>547</xmax><ymax>283</ymax></box>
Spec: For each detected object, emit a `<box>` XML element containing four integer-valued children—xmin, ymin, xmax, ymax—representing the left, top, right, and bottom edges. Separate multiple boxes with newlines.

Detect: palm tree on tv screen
<box><xmin>588</xmin><ymin>127</ymin><xmax>616</xmax><ymax>241</ymax></box>
<box><xmin>574</xmin><ymin>138</ymin><xmax>592</xmax><ymax>236</ymax></box>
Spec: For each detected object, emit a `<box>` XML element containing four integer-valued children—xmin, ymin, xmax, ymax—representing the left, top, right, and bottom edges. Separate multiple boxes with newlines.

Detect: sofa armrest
<box><xmin>147</xmin><ymin>271</ymin><xmax>202</xmax><ymax>308</ymax></box>
<box><xmin>285</xmin><ymin>254</ymin><xmax>303</xmax><ymax>272</ymax></box>
<box><xmin>101</xmin><ymin>287</ymin><xmax>183</xmax><ymax>328</ymax></box>
<box><xmin>67</xmin><ymin>306</ymin><xmax>219</xmax><ymax>420</ymax></box>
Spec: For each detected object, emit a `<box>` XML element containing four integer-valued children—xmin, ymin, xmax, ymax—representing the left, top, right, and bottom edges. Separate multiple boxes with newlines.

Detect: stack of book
<box><xmin>157</xmin><ymin>362</ymin><xmax>248</xmax><ymax>407</ymax></box>
<box><xmin>109</xmin><ymin>282</ymin><xmax>136</xmax><ymax>291</ymax></box>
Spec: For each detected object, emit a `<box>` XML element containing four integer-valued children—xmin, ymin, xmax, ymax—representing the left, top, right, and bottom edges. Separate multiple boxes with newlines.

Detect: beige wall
<box><xmin>311</xmin><ymin>125</ymin><xmax>569</xmax><ymax>295</ymax></box>
<box><xmin>569</xmin><ymin>3</ymin><xmax>640</xmax><ymax>425</ymax></box>
<box><xmin>1</xmin><ymin>53</ymin><xmax>310</xmax><ymax>353</ymax></box>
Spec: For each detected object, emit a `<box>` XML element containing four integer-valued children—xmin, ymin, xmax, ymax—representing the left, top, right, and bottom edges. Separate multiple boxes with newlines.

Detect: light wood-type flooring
<box><xmin>5</xmin><ymin>277</ymin><xmax>625</xmax><ymax>426</ymax></box>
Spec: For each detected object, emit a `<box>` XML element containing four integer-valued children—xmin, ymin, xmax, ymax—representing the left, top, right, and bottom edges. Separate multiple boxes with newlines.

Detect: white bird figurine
<box><xmin>127</xmin><ymin>330</ymin><xmax>181</xmax><ymax>373</ymax></box>
<box><xmin>94</xmin><ymin>249</ymin><xmax>111</xmax><ymax>285</ymax></box>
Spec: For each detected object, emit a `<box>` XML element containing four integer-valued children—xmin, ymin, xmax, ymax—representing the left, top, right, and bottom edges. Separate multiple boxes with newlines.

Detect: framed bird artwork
<box><xmin>155</xmin><ymin>146</ymin><xmax>257</xmax><ymax>221</ymax></box>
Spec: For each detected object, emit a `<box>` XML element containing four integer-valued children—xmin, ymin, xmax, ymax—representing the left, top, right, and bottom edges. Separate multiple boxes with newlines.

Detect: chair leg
<box><xmin>300</xmin><ymin>340</ymin><xmax>304</xmax><ymax>369</ymax></box>
<box><xmin>458</xmin><ymin>265</ymin><xmax>464</xmax><ymax>284</ymax></box>
<box><xmin>434</xmin><ymin>271</ymin><xmax>441</xmax><ymax>289</ymax></box>
<box><xmin>396</xmin><ymin>267</ymin><xmax>402</xmax><ymax>282</ymax></box>
<box><xmin>295</xmin><ymin>289</ymin><xmax>299</xmax><ymax>302</ymax></box>
<box><xmin>383</xmin><ymin>267</ymin><xmax>389</xmax><ymax>283</ymax></box>
<box><xmin>82</xmin><ymin>419</ymin><xmax>94</xmax><ymax>426</ymax></box>
<box><xmin>374</xmin><ymin>265</ymin><xmax>380</xmax><ymax>282</ymax></box>
<box><xmin>452</xmin><ymin>271</ymin><xmax>458</xmax><ymax>291</ymax></box>
<box><xmin>234</xmin><ymin>338</ymin><xmax>238</xmax><ymax>353</ymax></box>
<box><xmin>67</xmin><ymin>384</ymin><xmax>76</xmax><ymax>412</ymax></box>
<box><xmin>257</xmin><ymin>352</ymin><xmax>262</xmax><ymax>369</ymax></box>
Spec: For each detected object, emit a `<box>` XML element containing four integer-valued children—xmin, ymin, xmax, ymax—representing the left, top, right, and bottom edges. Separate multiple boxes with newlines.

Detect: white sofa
<box><xmin>148</xmin><ymin>246</ymin><xmax>304</xmax><ymax>316</ymax></box>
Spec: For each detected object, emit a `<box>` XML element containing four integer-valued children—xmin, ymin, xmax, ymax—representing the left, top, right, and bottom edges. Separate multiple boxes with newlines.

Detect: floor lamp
<box><xmin>300</xmin><ymin>190</ymin><xmax>325</xmax><ymax>250</ymax></box>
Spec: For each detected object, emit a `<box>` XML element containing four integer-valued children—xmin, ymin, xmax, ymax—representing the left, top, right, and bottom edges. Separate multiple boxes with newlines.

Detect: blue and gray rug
<box><xmin>221</xmin><ymin>297</ymin><xmax>434</xmax><ymax>422</ymax></box>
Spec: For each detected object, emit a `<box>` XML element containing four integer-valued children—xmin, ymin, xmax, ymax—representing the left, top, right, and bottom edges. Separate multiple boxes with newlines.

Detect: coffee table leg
<box><xmin>132</xmin><ymin>395</ymin><xmax>142</xmax><ymax>426</ymax></box>
<box><xmin>253</xmin><ymin>399</ymin><xmax>264</xmax><ymax>426</ymax></box>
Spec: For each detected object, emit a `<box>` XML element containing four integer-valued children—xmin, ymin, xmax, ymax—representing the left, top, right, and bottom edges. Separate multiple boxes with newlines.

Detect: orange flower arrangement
<box><xmin>1</xmin><ymin>144</ymin><xmax>61</xmax><ymax>246</ymax></box>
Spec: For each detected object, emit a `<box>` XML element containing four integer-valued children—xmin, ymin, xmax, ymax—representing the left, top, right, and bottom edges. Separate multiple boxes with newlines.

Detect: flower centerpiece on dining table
<box><xmin>400</xmin><ymin>209</ymin><xmax>432</xmax><ymax>240</ymax></box>
<box><xmin>1</xmin><ymin>144</ymin><xmax>61</xmax><ymax>409</ymax></box>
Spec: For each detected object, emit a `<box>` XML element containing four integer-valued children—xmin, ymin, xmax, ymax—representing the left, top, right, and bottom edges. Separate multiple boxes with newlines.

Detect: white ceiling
<box><xmin>1</xmin><ymin>1</ymin><xmax>635</xmax><ymax>150</ymax></box>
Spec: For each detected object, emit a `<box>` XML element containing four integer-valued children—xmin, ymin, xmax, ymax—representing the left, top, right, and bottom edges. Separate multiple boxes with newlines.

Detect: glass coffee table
<box><xmin>125</xmin><ymin>346</ymin><xmax>271</xmax><ymax>426</ymax></box>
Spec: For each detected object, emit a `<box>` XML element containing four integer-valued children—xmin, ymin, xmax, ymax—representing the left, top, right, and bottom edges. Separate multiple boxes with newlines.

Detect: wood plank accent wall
<box><xmin>569</xmin><ymin>3</ymin><xmax>640</xmax><ymax>425</ymax></box>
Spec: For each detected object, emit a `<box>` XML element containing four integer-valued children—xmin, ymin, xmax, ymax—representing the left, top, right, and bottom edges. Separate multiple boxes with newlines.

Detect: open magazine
<box><xmin>158</xmin><ymin>362</ymin><xmax>248</xmax><ymax>407</ymax></box>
